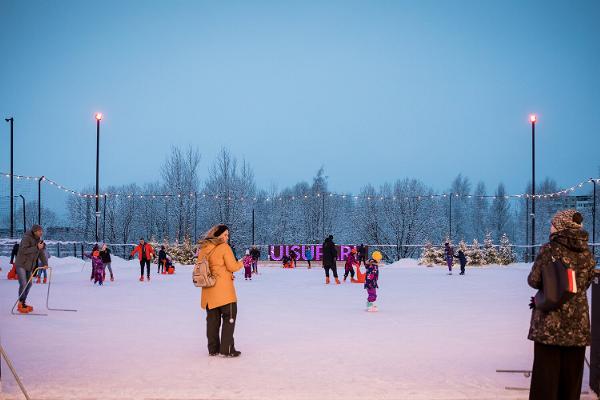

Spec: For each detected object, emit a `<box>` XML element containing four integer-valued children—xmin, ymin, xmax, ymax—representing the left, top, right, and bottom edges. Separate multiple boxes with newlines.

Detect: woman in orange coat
<box><xmin>198</xmin><ymin>224</ymin><xmax>243</xmax><ymax>357</ymax></box>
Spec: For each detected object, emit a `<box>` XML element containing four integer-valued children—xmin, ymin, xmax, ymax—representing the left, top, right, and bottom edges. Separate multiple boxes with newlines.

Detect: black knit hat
<box><xmin>214</xmin><ymin>224</ymin><xmax>229</xmax><ymax>237</ymax></box>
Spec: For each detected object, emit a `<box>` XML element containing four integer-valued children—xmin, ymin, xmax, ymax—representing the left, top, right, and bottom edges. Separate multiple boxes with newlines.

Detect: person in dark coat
<box><xmin>444</xmin><ymin>242</ymin><xmax>454</xmax><ymax>275</ymax></box>
<box><xmin>357</xmin><ymin>244</ymin><xmax>367</xmax><ymax>266</ymax></box>
<box><xmin>14</xmin><ymin>225</ymin><xmax>48</xmax><ymax>313</ymax></box>
<box><xmin>100</xmin><ymin>243</ymin><xmax>114</xmax><ymax>281</ymax></box>
<box><xmin>289</xmin><ymin>249</ymin><xmax>298</xmax><ymax>268</ymax></box>
<box><xmin>158</xmin><ymin>245</ymin><xmax>168</xmax><ymax>274</ymax></box>
<box><xmin>527</xmin><ymin>210</ymin><xmax>596</xmax><ymax>400</ymax></box>
<box><xmin>249</xmin><ymin>246</ymin><xmax>260</xmax><ymax>274</ymax></box>
<box><xmin>454</xmin><ymin>250</ymin><xmax>467</xmax><ymax>275</ymax></box>
<box><xmin>322</xmin><ymin>235</ymin><xmax>339</xmax><ymax>284</ymax></box>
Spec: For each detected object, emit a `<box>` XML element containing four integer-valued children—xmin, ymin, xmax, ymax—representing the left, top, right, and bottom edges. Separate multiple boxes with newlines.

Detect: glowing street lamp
<box><xmin>530</xmin><ymin>114</ymin><xmax>537</xmax><ymax>262</ymax></box>
<box><xmin>95</xmin><ymin>113</ymin><xmax>102</xmax><ymax>242</ymax></box>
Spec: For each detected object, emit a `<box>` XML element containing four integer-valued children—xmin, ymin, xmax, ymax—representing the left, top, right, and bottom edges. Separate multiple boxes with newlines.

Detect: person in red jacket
<box><xmin>131</xmin><ymin>238</ymin><xmax>155</xmax><ymax>282</ymax></box>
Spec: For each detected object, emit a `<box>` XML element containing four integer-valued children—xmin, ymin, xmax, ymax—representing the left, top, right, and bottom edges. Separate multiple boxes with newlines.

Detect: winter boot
<box><xmin>368</xmin><ymin>303</ymin><xmax>378</xmax><ymax>312</ymax></box>
<box><xmin>325</xmin><ymin>277</ymin><xmax>330</xmax><ymax>284</ymax></box>
<box><xmin>147</xmin><ymin>275</ymin><xmax>151</xmax><ymax>282</ymax></box>
<box><xmin>110</xmin><ymin>275</ymin><xmax>114</xmax><ymax>282</ymax></box>
<box><xmin>17</xmin><ymin>302</ymin><xmax>30</xmax><ymax>314</ymax></box>
<box><xmin>43</xmin><ymin>277</ymin><xmax>47</xmax><ymax>284</ymax></box>
<box><xmin>343</xmin><ymin>277</ymin><xmax>347</xmax><ymax>282</ymax></box>
<box><xmin>139</xmin><ymin>276</ymin><xmax>144</xmax><ymax>282</ymax></box>
<box><xmin>35</xmin><ymin>276</ymin><xmax>41</xmax><ymax>284</ymax></box>
<box><xmin>366</xmin><ymin>301</ymin><xmax>373</xmax><ymax>311</ymax></box>
<box><xmin>23</xmin><ymin>303</ymin><xmax>33</xmax><ymax>312</ymax></box>
<box><xmin>335</xmin><ymin>278</ymin><xmax>341</xmax><ymax>285</ymax></box>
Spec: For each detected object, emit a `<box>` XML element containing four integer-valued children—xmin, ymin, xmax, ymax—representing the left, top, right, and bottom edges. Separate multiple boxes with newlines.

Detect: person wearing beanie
<box><xmin>344</xmin><ymin>248</ymin><xmax>359</xmax><ymax>282</ymax></box>
<box><xmin>14</xmin><ymin>225</ymin><xmax>48</xmax><ymax>313</ymax></box>
<box><xmin>527</xmin><ymin>210</ymin><xmax>596</xmax><ymax>400</ymax></box>
<box><xmin>364</xmin><ymin>255</ymin><xmax>380</xmax><ymax>312</ymax></box>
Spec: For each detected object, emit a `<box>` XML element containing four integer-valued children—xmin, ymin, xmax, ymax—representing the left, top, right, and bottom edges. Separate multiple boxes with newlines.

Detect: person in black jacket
<box><xmin>158</xmin><ymin>246</ymin><xmax>168</xmax><ymax>274</ymax></box>
<box><xmin>249</xmin><ymin>246</ymin><xmax>260</xmax><ymax>274</ymax></box>
<box><xmin>357</xmin><ymin>244</ymin><xmax>367</xmax><ymax>266</ymax></box>
<box><xmin>100</xmin><ymin>244</ymin><xmax>114</xmax><ymax>281</ymax></box>
<box><xmin>454</xmin><ymin>249</ymin><xmax>467</xmax><ymax>275</ymax></box>
<box><xmin>322</xmin><ymin>235</ymin><xmax>340</xmax><ymax>284</ymax></box>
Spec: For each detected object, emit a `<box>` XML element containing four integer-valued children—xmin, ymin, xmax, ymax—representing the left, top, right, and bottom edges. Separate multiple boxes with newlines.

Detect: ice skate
<box><xmin>17</xmin><ymin>301</ymin><xmax>30</xmax><ymax>314</ymax></box>
<box><xmin>139</xmin><ymin>276</ymin><xmax>144</xmax><ymax>282</ymax></box>
<box><xmin>325</xmin><ymin>277</ymin><xmax>330</xmax><ymax>284</ymax></box>
<box><xmin>335</xmin><ymin>278</ymin><xmax>341</xmax><ymax>285</ymax></box>
<box><xmin>43</xmin><ymin>277</ymin><xmax>47</xmax><ymax>284</ymax></box>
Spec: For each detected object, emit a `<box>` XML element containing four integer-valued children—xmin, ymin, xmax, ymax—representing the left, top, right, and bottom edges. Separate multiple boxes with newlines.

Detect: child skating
<box><xmin>444</xmin><ymin>242</ymin><xmax>454</xmax><ymax>275</ymax></box>
<box><xmin>90</xmin><ymin>249</ymin><xmax>105</xmax><ymax>285</ymax></box>
<box><xmin>455</xmin><ymin>249</ymin><xmax>467</xmax><ymax>275</ymax></box>
<box><xmin>344</xmin><ymin>248</ymin><xmax>358</xmax><ymax>282</ymax></box>
<box><xmin>364</xmin><ymin>251</ymin><xmax>382</xmax><ymax>312</ymax></box>
<box><xmin>243</xmin><ymin>250</ymin><xmax>253</xmax><ymax>280</ymax></box>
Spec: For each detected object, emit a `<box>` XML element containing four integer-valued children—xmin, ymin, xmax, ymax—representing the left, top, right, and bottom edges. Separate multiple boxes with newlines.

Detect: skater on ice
<box><xmin>444</xmin><ymin>242</ymin><xmax>454</xmax><ymax>275</ymax></box>
<box><xmin>100</xmin><ymin>243</ymin><xmax>114</xmax><ymax>281</ymax></box>
<box><xmin>35</xmin><ymin>241</ymin><xmax>50</xmax><ymax>284</ymax></box>
<box><xmin>14</xmin><ymin>225</ymin><xmax>48</xmax><ymax>314</ymax></box>
<box><xmin>88</xmin><ymin>249</ymin><xmax>105</xmax><ymax>285</ymax></box>
<box><xmin>343</xmin><ymin>247</ymin><xmax>358</xmax><ymax>282</ymax></box>
<box><xmin>250</xmin><ymin>246</ymin><xmax>260</xmax><ymax>274</ymax></box>
<box><xmin>131</xmin><ymin>238</ymin><xmax>155</xmax><ymax>282</ymax></box>
<box><xmin>242</xmin><ymin>250</ymin><xmax>253</xmax><ymax>280</ymax></box>
<box><xmin>198</xmin><ymin>224</ymin><xmax>244</xmax><ymax>357</ymax></box>
<box><xmin>322</xmin><ymin>235</ymin><xmax>340</xmax><ymax>284</ymax></box>
<box><xmin>158</xmin><ymin>245</ymin><xmax>168</xmax><ymax>274</ymax></box>
<box><xmin>304</xmin><ymin>246</ymin><xmax>313</xmax><ymax>269</ymax></box>
<box><xmin>364</xmin><ymin>251</ymin><xmax>382</xmax><ymax>312</ymax></box>
<box><xmin>455</xmin><ymin>249</ymin><xmax>467</xmax><ymax>275</ymax></box>
<box><xmin>357</xmin><ymin>244</ymin><xmax>367</xmax><ymax>266</ymax></box>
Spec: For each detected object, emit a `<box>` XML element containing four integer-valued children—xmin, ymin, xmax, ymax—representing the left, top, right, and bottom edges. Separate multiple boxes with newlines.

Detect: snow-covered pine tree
<box><xmin>419</xmin><ymin>241</ymin><xmax>437</xmax><ymax>266</ymax></box>
<box><xmin>483</xmin><ymin>232</ymin><xmax>498</xmax><ymax>265</ymax></box>
<box><xmin>497</xmin><ymin>233</ymin><xmax>515</xmax><ymax>265</ymax></box>
<box><xmin>468</xmin><ymin>239</ymin><xmax>486</xmax><ymax>266</ymax></box>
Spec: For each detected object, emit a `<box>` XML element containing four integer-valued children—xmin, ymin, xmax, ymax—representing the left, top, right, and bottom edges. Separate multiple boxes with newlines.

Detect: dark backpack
<box><xmin>534</xmin><ymin>248</ymin><xmax>577</xmax><ymax>312</ymax></box>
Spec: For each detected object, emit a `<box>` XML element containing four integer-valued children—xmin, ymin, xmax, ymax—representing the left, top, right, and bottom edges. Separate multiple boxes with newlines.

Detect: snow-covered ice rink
<box><xmin>0</xmin><ymin>256</ymin><xmax>596</xmax><ymax>400</ymax></box>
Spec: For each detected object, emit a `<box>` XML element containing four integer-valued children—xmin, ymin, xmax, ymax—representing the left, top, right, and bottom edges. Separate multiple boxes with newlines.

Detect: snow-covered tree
<box><xmin>468</xmin><ymin>239</ymin><xmax>486</xmax><ymax>266</ymax></box>
<box><xmin>483</xmin><ymin>232</ymin><xmax>498</xmax><ymax>265</ymax></box>
<box><xmin>497</xmin><ymin>233</ymin><xmax>516</xmax><ymax>265</ymax></box>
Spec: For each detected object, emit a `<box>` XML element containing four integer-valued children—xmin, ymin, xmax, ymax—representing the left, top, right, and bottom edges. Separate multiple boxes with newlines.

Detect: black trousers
<box><xmin>460</xmin><ymin>262</ymin><xmax>466</xmax><ymax>274</ymax></box>
<box><xmin>344</xmin><ymin>267</ymin><xmax>355</xmax><ymax>279</ymax></box>
<box><xmin>324</xmin><ymin>265</ymin><xmax>338</xmax><ymax>278</ymax></box>
<box><xmin>529</xmin><ymin>342</ymin><xmax>585</xmax><ymax>400</ymax></box>
<box><xmin>206</xmin><ymin>302</ymin><xmax>238</xmax><ymax>355</ymax></box>
<box><xmin>139</xmin><ymin>259</ymin><xmax>150</xmax><ymax>277</ymax></box>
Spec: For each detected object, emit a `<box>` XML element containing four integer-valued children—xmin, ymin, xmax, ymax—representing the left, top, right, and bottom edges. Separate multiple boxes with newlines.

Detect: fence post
<box><xmin>57</xmin><ymin>242</ymin><xmax>60</xmax><ymax>258</ymax></box>
<box><xmin>81</xmin><ymin>244</ymin><xmax>84</xmax><ymax>259</ymax></box>
<box><xmin>73</xmin><ymin>243</ymin><xmax>77</xmax><ymax>258</ymax></box>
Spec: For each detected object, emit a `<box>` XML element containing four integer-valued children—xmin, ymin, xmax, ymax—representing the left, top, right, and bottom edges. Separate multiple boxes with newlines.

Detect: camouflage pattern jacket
<box><xmin>528</xmin><ymin>228</ymin><xmax>596</xmax><ymax>347</ymax></box>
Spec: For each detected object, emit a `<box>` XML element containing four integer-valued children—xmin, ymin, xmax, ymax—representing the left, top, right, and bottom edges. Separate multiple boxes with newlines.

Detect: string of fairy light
<box><xmin>2</xmin><ymin>172</ymin><xmax>599</xmax><ymax>202</ymax></box>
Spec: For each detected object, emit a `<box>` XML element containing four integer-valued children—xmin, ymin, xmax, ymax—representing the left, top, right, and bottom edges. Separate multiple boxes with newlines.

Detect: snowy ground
<box><xmin>0</xmin><ymin>256</ymin><xmax>596</xmax><ymax>400</ymax></box>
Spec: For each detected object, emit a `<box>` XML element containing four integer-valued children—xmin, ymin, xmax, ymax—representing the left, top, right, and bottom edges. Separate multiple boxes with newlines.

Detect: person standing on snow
<box><xmin>198</xmin><ymin>224</ymin><xmax>244</xmax><ymax>357</ymax></box>
<box><xmin>322</xmin><ymin>235</ymin><xmax>340</xmax><ymax>284</ymax></box>
<box><xmin>444</xmin><ymin>242</ymin><xmax>454</xmax><ymax>275</ymax></box>
<box><xmin>100</xmin><ymin>243</ymin><xmax>114</xmax><ymax>281</ymax></box>
<box><xmin>14</xmin><ymin>225</ymin><xmax>48</xmax><ymax>314</ymax></box>
<box><xmin>242</xmin><ymin>250</ymin><xmax>253</xmax><ymax>280</ymax></box>
<box><xmin>454</xmin><ymin>249</ymin><xmax>467</xmax><ymax>276</ymax></box>
<box><xmin>131</xmin><ymin>238</ymin><xmax>155</xmax><ymax>282</ymax></box>
<box><xmin>344</xmin><ymin>248</ymin><xmax>358</xmax><ymax>282</ymax></box>
<box><xmin>364</xmin><ymin>254</ymin><xmax>380</xmax><ymax>312</ymax></box>
<box><xmin>527</xmin><ymin>210</ymin><xmax>596</xmax><ymax>400</ymax></box>
<box><xmin>158</xmin><ymin>245</ymin><xmax>168</xmax><ymax>274</ymax></box>
<box><xmin>35</xmin><ymin>242</ymin><xmax>50</xmax><ymax>284</ymax></box>
<box><xmin>249</xmin><ymin>246</ymin><xmax>260</xmax><ymax>274</ymax></box>
<box><xmin>305</xmin><ymin>247</ymin><xmax>313</xmax><ymax>269</ymax></box>
<box><xmin>357</xmin><ymin>244</ymin><xmax>368</xmax><ymax>266</ymax></box>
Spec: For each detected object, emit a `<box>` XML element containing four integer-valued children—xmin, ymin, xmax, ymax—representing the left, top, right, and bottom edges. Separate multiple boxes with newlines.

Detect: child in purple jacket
<box><xmin>364</xmin><ymin>257</ymin><xmax>379</xmax><ymax>312</ymax></box>
<box><xmin>242</xmin><ymin>250</ymin><xmax>253</xmax><ymax>281</ymax></box>
<box><xmin>90</xmin><ymin>250</ymin><xmax>105</xmax><ymax>285</ymax></box>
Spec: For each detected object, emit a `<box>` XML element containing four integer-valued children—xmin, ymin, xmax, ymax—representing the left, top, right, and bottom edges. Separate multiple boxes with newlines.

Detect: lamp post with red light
<box><xmin>530</xmin><ymin>114</ymin><xmax>536</xmax><ymax>261</ymax></box>
<box><xmin>95</xmin><ymin>113</ymin><xmax>102</xmax><ymax>243</ymax></box>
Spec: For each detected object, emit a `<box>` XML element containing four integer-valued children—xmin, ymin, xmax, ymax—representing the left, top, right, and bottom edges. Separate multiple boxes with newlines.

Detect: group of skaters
<box><xmin>443</xmin><ymin>242</ymin><xmax>467</xmax><ymax>275</ymax></box>
<box><xmin>7</xmin><ymin>208</ymin><xmax>597</xmax><ymax>399</ymax></box>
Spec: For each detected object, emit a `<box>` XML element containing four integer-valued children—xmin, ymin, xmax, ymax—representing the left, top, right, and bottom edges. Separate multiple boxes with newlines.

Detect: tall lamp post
<box><xmin>38</xmin><ymin>176</ymin><xmax>44</xmax><ymax>224</ymax></box>
<box><xmin>593</xmin><ymin>178</ymin><xmax>597</xmax><ymax>258</ymax></box>
<box><xmin>95</xmin><ymin>113</ymin><xmax>102</xmax><ymax>243</ymax></box>
<box><xmin>5</xmin><ymin>117</ymin><xmax>14</xmax><ymax>238</ymax></box>
<box><xmin>530</xmin><ymin>114</ymin><xmax>537</xmax><ymax>261</ymax></box>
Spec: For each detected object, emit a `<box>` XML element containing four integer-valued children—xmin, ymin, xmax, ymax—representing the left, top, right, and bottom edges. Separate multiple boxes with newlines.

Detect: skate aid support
<box><xmin>0</xmin><ymin>344</ymin><xmax>31</xmax><ymax>400</ymax></box>
<box><xmin>10</xmin><ymin>267</ymin><xmax>77</xmax><ymax>316</ymax></box>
